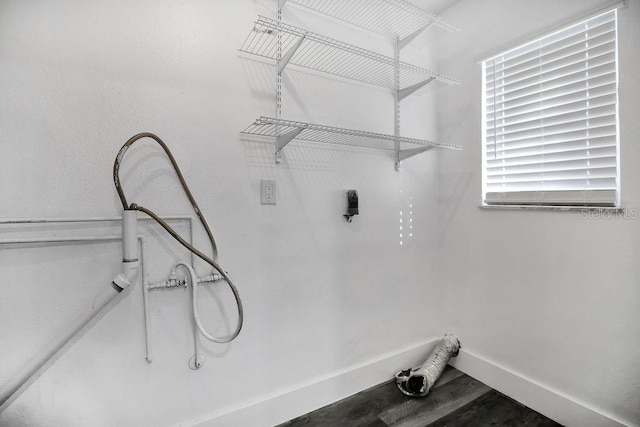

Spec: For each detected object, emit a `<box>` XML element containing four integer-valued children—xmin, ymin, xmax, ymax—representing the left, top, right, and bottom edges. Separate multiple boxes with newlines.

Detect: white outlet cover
<box><xmin>261</xmin><ymin>179</ymin><xmax>276</xmax><ymax>205</ymax></box>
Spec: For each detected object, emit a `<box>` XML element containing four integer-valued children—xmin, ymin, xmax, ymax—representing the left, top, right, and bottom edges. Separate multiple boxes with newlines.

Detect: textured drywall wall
<box><xmin>0</xmin><ymin>1</ymin><xmax>443</xmax><ymax>426</ymax></box>
<box><xmin>435</xmin><ymin>0</ymin><xmax>640</xmax><ymax>425</ymax></box>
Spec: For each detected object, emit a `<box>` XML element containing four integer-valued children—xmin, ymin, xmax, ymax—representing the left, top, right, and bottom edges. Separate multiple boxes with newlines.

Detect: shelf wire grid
<box><xmin>280</xmin><ymin>0</ymin><xmax>459</xmax><ymax>48</ymax></box>
<box><xmin>239</xmin><ymin>16</ymin><xmax>459</xmax><ymax>91</ymax></box>
<box><xmin>241</xmin><ymin>116</ymin><xmax>462</xmax><ymax>152</ymax></box>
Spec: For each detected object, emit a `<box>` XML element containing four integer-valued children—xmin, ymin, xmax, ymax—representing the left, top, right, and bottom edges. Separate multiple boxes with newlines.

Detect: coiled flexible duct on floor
<box><xmin>113</xmin><ymin>132</ymin><xmax>243</xmax><ymax>343</ymax></box>
<box><xmin>395</xmin><ymin>334</ymin><xmax>460</xmax><ymax>397</ymax></box>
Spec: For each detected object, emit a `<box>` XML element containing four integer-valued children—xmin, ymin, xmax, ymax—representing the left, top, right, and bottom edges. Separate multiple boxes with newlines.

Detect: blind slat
<box><xmin>486</xmin><ymin>86</ymin><xmax>616</xmax><ymax>123</ymax></box>
<box><xmin>486</xmin><ymin>137</ymin><xmax>616</xmax><ymax>160</ymax></box>
<box><xmin>486</xmin><ymin>60</ymin><xmax>615</xmax><ymax>103</ymax></box>
<box><xmin>488</xmin><ymin>168</ymin><xmax>617</xmax><ymax>183</ymax></box>
<box><xmin>490</xmin><ymin>11</ymin><xmax>615</xmax><ymax>64</ymax></box>
<box><xmin>486</xmin><ymin>178</ymin><xmax>616</xmax><ymax>192</ymax></box>
<box><xmin>487</xmin><ymin>24</ymin><xmax>615</xmax><ymax>79</ymax></box>
<box><xmin>486</xmin><ymin>125</ymin><xmax>616</xmax><ymax>150</ymax></box>
<box><xmin>487</xmin><ymin>136</ymin><xmax>616</xmax><ymax>160</ymax></box>
<box><xmin>487</xmin><ymin>106</ymin><xmax>616</xmax><ymax>138</ymax></box>
<box><xmin>488</xmin><ymin>77</ymin><xmax>615</xmax><ymax>116</ymax></box>
<box><xmin>487</xmin><ymin>146</ymin><xmax>617</xmax><ymax>167</ymax></box>
<box><xmin>487</xmin><ymin>114</ymin><xmax>616</xmax><ymax>142</ymax></box>
<box><xmin>486</xmin><ymin>35</ymin><xmax>615</xmax><ymax>86</ymax></box>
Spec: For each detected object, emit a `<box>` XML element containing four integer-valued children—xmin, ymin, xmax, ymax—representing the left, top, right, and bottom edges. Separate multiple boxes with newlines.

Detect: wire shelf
<box><xmin>241</xmin><ymin>116</ymin><xmax>462</xmax><ymax>156</ymax></box>
<box><xmin>239</xmin><ymin>16</ymin><xmax>459</xmax><ymax>92</ymax></box>
<box><xmin>279</xmin><ymin>0</ymin><xmax>459</xmax><ymax>48</ymax></box>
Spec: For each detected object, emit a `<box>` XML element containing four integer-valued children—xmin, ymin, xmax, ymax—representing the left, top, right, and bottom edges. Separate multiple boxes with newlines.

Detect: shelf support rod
<box><xmin>394</xmin><ymin>35</ymin><xmax>401</xmax><ymax>171</ymax></box>
<box><xmin>275</xmin><ymin>127</ymin><xmax>303</xmax><ymax>161</ymax></box>
<box><xmin>398</xmin><ymin>77</ymin><xmax>436</xmax><ymax>101</ymax></box>
<box><xmin>398</xmin><ymin>22</ymin><xmax>434</xmax><ymax>51</ymax></box>
<box><xmin>398</xmin><ymin>146</ymin><xmax>435</xmax><ymax>162</ymax></box>
<box><xmin>278</xmin><ymin>34</ymin><xmax>307</xmax><ymax>74</ymax></box>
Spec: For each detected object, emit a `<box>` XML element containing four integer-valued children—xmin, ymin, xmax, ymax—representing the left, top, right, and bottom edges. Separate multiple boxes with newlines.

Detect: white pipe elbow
<box><xmin>111</xmin><ymin>260</ymin><xmax>140</xmax><ymax>293</ymax></box>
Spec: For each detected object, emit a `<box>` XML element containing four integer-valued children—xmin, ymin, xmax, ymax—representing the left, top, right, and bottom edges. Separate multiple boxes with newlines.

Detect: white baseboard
<box><xmin>182</xmin><ymin>340</ymin><xmax>632</xmax><ymax>427</ymax></box>
<box><xmin>449</xmin><ymin>348</ymin><xmax>632</xmax><ymax>427</ymax></box>
<box><xmin>182</xmin><ymin>338</ymin><xmax>440</xmax><ymax>427</ymax></box>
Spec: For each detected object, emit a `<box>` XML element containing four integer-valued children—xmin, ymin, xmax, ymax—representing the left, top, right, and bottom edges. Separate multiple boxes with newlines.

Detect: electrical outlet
<box><xmin>261</xmin><ymin>179</ymin><xmax>276</xmax><ymax>205</ymax></box>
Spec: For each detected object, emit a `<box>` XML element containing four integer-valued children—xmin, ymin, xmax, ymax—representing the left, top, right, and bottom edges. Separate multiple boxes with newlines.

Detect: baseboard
<box><xmin>449</xmin><ymin>348</ymin><xmax>631</xmax><ymax>427</ymax></box>
<box><xmin>182</xmin><ymin>338</ymin><xmax>440</xmax><ymax>427</ymax></box>
<box><xmin>182</xmin><ymin>340</ymin><xmax>631</xmax><ymax>427</ymax></box>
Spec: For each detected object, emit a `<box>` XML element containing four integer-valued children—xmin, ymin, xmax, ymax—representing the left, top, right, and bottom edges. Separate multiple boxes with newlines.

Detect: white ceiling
<box><xmin>412</xmin><ymin>0</ymin><xmax>462</xmax><ymax>15</ymax></box>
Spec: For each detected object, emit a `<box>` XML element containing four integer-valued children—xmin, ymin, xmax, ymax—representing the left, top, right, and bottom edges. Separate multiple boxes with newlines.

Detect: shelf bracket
<box><xmin>275</xmin><ymin>127</ymin><xmax>304</xmax><ymax>160</ymax></box>
<box><xmin>398</xmin><ymin>77</ymin><xmax>436</xmax><ymax>101</ymax></box>
<box><xmin>395</xmin><ymin>146</ymin><xmax>435</xmax><ymax>169</ymax></box>
<box><xmin>278</xmin><ymin>34</ymin><xmax>307</xmax><ymax>74</ymax></box>
<box><xmin>399</xmin><ymin>146</ymin><xmax>435</xmax><ymax>161</ymax></box>
<box><xmin>398</xmin><ymin>22</ymin><xmax>434</xmax><ymax>51</ymax></box>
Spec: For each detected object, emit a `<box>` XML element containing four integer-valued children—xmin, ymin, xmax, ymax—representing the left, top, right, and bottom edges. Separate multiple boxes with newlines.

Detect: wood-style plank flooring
<box><xmin>278</xmin><ymin>367</ymin><xmax>562</xmax><ymax>427</ymax></box>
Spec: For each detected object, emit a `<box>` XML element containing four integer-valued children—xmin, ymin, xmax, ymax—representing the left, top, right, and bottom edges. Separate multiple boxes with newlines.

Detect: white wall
<box><xmin>0</xmin><ymin>1</ymin><xmax>444</xmax><ymax>426</ymax></box>
<box><xmin>436</xmin><ymin>0</ymin><xmax>640</xmax><ymax>425</ymax></box>
<box><xmin>3</xmin><ymin>0</ymin><xmax>638</xmax><ymax>425</ymax></box>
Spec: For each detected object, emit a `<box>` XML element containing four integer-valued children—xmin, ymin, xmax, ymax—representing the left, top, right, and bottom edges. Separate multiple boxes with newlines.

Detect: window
<box><xmin>482</xmin><ymin>10</ymin><xmax>619</xmax><ymax>207</ymax></box>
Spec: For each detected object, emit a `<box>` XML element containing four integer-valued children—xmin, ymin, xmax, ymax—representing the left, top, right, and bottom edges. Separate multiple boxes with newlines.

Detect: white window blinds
<box><xmin>482</xmin><ymin>10</ymin><xmax>619</xmax><ymax>206</ymax></box>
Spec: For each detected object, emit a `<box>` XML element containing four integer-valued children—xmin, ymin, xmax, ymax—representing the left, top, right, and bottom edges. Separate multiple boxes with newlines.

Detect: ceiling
<box><xmin>413</xmin><ymin>0</ymin><xmax>462</xmax><ymax>15</ymax></box>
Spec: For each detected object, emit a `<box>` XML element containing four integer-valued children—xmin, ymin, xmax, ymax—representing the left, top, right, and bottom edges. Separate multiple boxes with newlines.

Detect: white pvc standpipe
<box><xmin>122</xmin><ymin>210</ymin><xmax>138</xmax><ymax>262</ymax></box>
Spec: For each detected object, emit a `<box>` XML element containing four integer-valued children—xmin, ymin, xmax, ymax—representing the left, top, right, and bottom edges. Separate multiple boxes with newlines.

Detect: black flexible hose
<box><xmin>113</xmin><ymin>132</ymin><xmax>243</xmax><ymax>343</ymax></box>
<box><xmin>114</xmin><ymin>132</ymin><xmax>217</xmax><ymax>255</ymax></box>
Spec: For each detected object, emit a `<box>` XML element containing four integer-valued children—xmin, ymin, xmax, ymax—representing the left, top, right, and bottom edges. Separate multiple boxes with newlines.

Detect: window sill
<box><xmin>478</xmin><ymin>205</ymin><xmax>624</xmax><ymax>213</ymax></box>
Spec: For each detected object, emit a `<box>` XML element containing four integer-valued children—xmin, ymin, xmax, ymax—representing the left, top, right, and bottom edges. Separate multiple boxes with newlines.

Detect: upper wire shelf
<box><xmin>239</xmin><ymin>16</ymin><xmax>459</xmax><ymax>94</ymax></box>
<box><xmin>278</xmin><ymin>0</ymin><xmax>459</xmax><ymax>49</ymax></box>
<box><xmin>241</xmin><ymin>116</ymin><xmax>462</xmax><ymax>160</ymax></box>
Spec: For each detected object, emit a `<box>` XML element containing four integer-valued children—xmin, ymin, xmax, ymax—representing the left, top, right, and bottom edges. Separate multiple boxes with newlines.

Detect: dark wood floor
<box><xmin>278</xmin><ymin>367</ymin><xmax>562</xmax><ymax>427</ymax></box>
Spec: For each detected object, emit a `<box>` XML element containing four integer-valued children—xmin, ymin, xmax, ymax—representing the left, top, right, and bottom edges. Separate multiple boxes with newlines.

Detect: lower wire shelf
<box><xmin>240</xmin><ymin>116</ymin><xmax>461</xmax><ymax>167</ymax></box>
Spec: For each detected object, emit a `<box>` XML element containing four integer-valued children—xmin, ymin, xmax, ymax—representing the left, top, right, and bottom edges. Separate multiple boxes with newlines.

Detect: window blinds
<box><xmin>483</xmin><ymin>10</ymin><xmax>618</xmax><ymax>206</ymax></box>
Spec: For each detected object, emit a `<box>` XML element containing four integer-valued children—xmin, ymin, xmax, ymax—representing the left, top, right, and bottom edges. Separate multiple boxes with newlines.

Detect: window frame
<box><xmin>480</xmin><ymin>9</ymin><xmax>620</xmax><ymax>208</ymax></box>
